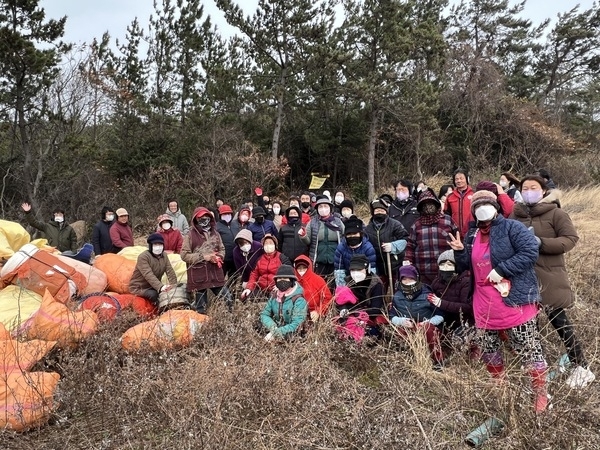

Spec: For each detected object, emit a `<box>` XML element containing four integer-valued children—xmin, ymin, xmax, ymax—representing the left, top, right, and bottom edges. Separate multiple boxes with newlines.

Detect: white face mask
<box><xmin>475</xmin><ymin>204</ymin><xmax>497</xmax><ymax>222</ymax></box>
<box><xmin>499</xmin><ymin>180</ymin><xmax>508</xmax><ymax>188</ymax></box>
<box><xmin>240</xmin><ymin>243</ymin><xmax>251</xmax><ymax>253</ymax></box>
<box><xmin>239</xmin><ymin>213</ymin><xmax>249</xmax><ymax>223</ymax></box>
<box><xmin>106</xmin><ymin>214</ymin><xmax>115</xmax><ymax>221</ymax></box>
<box><xmin>402</xmin><ymin>279</ymin><xmax>417</xmax><ymax>286</ymax></box>
<box><xmin>350</xmin><ymin>270</ymin><xmax>367</xmax><ymax>283</ymax></box>
<box><xmin>334</xmin><ymin>195</ymin><xmax>344</xmax><ymax>204</ymax></box>
<box><xmin>438</xmin><ymin>261</ymin><xmax>455</xmax><ymax>271</ymax></box>
<box><xmin>221</xmin><ymin>214</ymin><xmax>232</xmax><ymax>223</ymax></box>
<box><xmin>341</xmin><ymin>209</ymin><xmax>352</xmax><ymax>218</ymax></box>
<box><xmin>152</xmin><ymin>244</ymin><xmax>164</xmax><ymax>255</ymax></box>
<box><xmin>161</xmin><ymin>222</ymin><xmax>172</xmax><ymax>230</ymax></box>
<box><xmin>296</xmin><ymin>268</ymin><xmax>307</xmax><ymax>276</ymax></box>
<box><xmin>54</xmin><ymin>216</ymin><xmax>64</xmax><ymax>223</ymax></box>
<box><xmin>317</xmin><ymin>205</ymin><xmax>330</xmax><ymax>217</ymax></box>
<box><xmin>272</xmin><ymin>207</ymin><xmax>281</xmax><ymax>215</ymax></box>
<box><xmin>263</xmin><ymin>244</ymin><xmax>276</xmax><ymax>254</ymax></box>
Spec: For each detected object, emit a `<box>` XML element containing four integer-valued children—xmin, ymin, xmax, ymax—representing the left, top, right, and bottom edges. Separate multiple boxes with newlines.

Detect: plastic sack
<box><xmin>78</xmin><ymin>293</ymin><xmax>121</xmax><ymax>322</ymax></box>
<box><xmin>55</xmin><ymin>255</ymin><xmax>108</xmax><ymax>295</ymax></box>
<box><xmin>110</xmin><ymin>293</ymin><xmax>157</xmax><ymax>317</ymax></box>
<box><xmin>0</xmin><ymin>285</ymin><xmax>43</xmax><ymax>332</ymax></box>
<box><xmin>93</xmin><ymin>253</ymin><xmax>136</xmax><ymax>294</ymax></box>
<box><xmin>0</xmin><ymin>339</ymin><xmax>56</xmax><ymax>375</ymax></box>
<box><xmin>0</xmin><ymin>220</ymin><xmax>31</xmax><ymax>260</ymax></box>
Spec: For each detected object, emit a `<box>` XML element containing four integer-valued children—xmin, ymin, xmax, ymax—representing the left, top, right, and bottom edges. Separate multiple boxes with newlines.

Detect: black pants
<box><xmin>546</xmin><ymin>307</ymin><xmax>587</xmax><ymax>367</ymax></box>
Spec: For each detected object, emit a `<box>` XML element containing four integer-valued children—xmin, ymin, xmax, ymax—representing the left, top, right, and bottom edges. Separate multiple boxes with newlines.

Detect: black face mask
<box><xmin>263</xmin><ymin>200</ymin><xmax>270</xmax><ymax>205</ymax></box>
<box><xmin>275</xmin><ymin>280</ymin><xmax>293</xmax><ymax>292</ymax></box>
<box><xmin>346</xmin><ymin>236</ymin><xmax>362</xmax><ymax>247</ymax></box>
<box><xmin>288</xmin><ymin>216</ymin><xmax>299</xmax><ymax>224</ymax></box>
<box><xmin>439</xmin><ymin>270</ymin><xmax>455</xmax><ymax>283</ymax></box>
<box><xmin>255</xmin><ymin>216</ymin><xmax>265</xmax><ymax>224</ymax></box>
<box><xmin>197</xmin><ymin>218</ymin><xmax>210</xmax><ymax>228</ymax></box>
<box><xmin>373</xmin><ymin>214</ymin><xmax>387</xmax><ymax>223</ymax></box>
<box><xmin>301</xmin><ymin>202</ymin><xmax>311</xmax><ymax>209</ymax></box>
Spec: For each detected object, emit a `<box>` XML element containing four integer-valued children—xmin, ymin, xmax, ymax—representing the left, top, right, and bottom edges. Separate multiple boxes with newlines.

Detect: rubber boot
<box><xmin>530</xmin><ymin>369</ymin><xmax>548</xmax><ymax>413</ymax></box>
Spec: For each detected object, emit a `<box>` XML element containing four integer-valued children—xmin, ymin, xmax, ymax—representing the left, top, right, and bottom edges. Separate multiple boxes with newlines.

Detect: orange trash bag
<box><xmin>93</xmin><ymin>254</ymin><xmax>136</xmax><ymax>294</ymax></box>
<box><xmin>121</xmin><ymin>310</ymin><xmax>208</xmax><ymax>351</ymax></box>
<box><xmin>54</xmin><ymin>255</ymin><xmax>108</xmax><ymax>295</ymax></box>
<box><xmin>78</xmin><ymin>293</ymin><xmax>121</xmax><ymax>322</ymax></box>
<box><xmin>0</xmin><ymin>323</ymin><xmax>9</xmax><ymax>340</ymax></box>
<box><xmin>26</xmin><ymin>290</ymin><xmax>98</xmax><ymax>349</ymax></box>
<box><xmin>111</xmin><ymin>293</ymin><xmax>157</xmax><ymax>317</ymax></box>
<box><xmin>0</xmin><ymin>371</ymin><xmax>60</xmax><ymax>432</ymax></box>
<box><xmin>0</xmin><ymin>339</ymin><xmax>56</xmax><ymax>375</ymax></box>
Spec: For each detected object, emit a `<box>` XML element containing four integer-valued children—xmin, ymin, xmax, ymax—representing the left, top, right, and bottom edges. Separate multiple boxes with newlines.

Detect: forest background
<box><xmin>1</xmin><ymin>0</ymin><xmax>599</xmax><ymax>233</ymax></box>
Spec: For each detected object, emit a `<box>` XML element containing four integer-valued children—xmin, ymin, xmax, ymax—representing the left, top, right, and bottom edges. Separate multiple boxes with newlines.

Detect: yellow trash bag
<box><xmin>0</xmin><ymin>285</ymin><xmax>43</xmax><ymax>333</ymax></box>
<box><xmin>0</xmin><ymin>220</ymin><xmax>30</xmax><ymax>260</ymax></box>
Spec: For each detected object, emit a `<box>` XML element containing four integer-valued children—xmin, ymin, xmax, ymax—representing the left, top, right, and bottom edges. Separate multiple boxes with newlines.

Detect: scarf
<box><xmin>400</xmin><ymin>281</ymin><xmax>422</xmax><ymax>300</ymax></box>
<box><xmin>419</xmin><ymin>210</ymin><xmax>445</xmax><ymax>226</ymax></box>
<box><xmin>320</xmin><ymin>215</ymin><xmax>341</xmax><ymax>232</ymax></box>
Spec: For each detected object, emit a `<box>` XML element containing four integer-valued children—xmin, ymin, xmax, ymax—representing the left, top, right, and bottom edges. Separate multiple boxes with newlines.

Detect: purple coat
<box><xmin>233</xmin><ymin>241</ymin><xmax>264</xmax><ymax>282</ymax></box>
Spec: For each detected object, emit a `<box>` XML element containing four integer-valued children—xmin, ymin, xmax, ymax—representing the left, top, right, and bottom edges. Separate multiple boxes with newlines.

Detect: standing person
<box><xmin>232</xmin><ymin>229</ymin><xmax>263</xmax><ymax>288</ymax></box>
<box><xmin>537</xmin><ymin>169</ymin><xmax>556</xmax><ymax>189</ymax></box>
<box><xmin>388</xmin><ymin>180</ymin><xmax>420</xmax><ymax>231</ymax></box>
<box><xmin>278</xmin><ymin>206</ymin><xmax>309</xmax><ymax>263</ymax></box>
<box><xmin>165</xmin><ymin>199</ymin><xmax>190</xmax><ymax>236</ymax></box>
<box><xmin>299</xmin><ymin>197</ymin><xmax>345</xmax><ymax>277</ymax></box>
<box><xmin>233</xmin><ymin>205</ymin><xmax>252</xmax><ymax>233</ymax></box>
<box><xmin>271</xmin><ymin>201</ymin><xmax>284</xmax><ymax>230</ymax></box>
<box><xmin>449</xmin><ymin>189</ymin><xmax>549</xmax><ymax>413</ymax></box>
<box><xmin>92</xmin><ymin>206</ymin><xmax>116</xmax><ymax>255</ymax></box>
<box><xmin>129</xmin><ymin>233</ymin><xmax>177</xmax><ymax>305</ymax></box>
<box><xmin>444</xmin><ymin>168</ymin><xmax>474</xmax><ymax>237</ymax></box>
<box><xmin>475</xmin><ymin>181</ymin><xmax>515</xmax><ymax>218</ymax></box>
<box><xmin>511</xmin><ymin>175</ymin><xmax>595</xmax><ymax>388</ymax></box>
<box><xmin>333</xmin><ymin>191</ymin><xmax>346</xmax><ymax>214</ymax></box>
<box><xmin>333</xmin><ymin>216</ymin><xmax>378</xmax><ymax>287</ymax></box>
<box><xmin>180</xmin><ymin>207</ymin><xmax>231</xmax><ymax>314</ymax></box>
<box><xmin>338</xmin><ymin>199</ymin><xmax>355</xmax><ymax>222</ymax></box>
<box><xmin>499</xmin><ymin>172</ymin><xmax>523</xmax><ymax>203</ymax></box>
<box><xmin>438</xmin><ymin>185</ymin><xmax>453</xmax><ymax>212</ymax></box>
<box><xmin>248</xmin><ymin>206</ymin><xmax>278</xmax><ymax>242</ymax></box>
<box><xmin>21</xmin><ymin>203</ymin><xmax>78</xmax><ymax>252</ymax></box>
<box><xmin>404</xmin><ymin>189</ymin><xmax>458</xmax><ymax>285</ymax></box>
<box><xmin>281</xmin><ymin>196</ymin><xmax>311</xmax><ymax>225</ymax></box>
<box><xmin>109</xmin><ymin>208</ymin><xmax>134</xmax><ymax>252</ymax></box>
<box><xmin>294</xmin><ymin>255</ymin><xmax>333</xmax><ymax>322</ymax></box>
<box><xmin>216</xmin><ymin>205</ymin><xmax>238</xmax><ymax>277</ymax></box>
<box><xmin>156</xmin><ymin>214</ymin><xmax>183</xmax><ymax>254</ymax></box>
<box><xmin>300</xmin><ymin>192</ymin><xmax>315</xmax><ymax>218</ymax></box>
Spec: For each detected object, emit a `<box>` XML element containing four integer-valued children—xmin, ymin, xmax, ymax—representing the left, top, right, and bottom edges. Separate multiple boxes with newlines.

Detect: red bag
<box><xmin>335</xmin><ymin>310</ymin><xmax>370</xmax><ymax>342</ymax></box>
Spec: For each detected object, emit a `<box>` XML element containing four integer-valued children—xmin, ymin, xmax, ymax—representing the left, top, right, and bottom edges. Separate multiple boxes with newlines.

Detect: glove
<box><xmin>264</xmin><ymin>331</ymin><xmax>275</xmax><ymax>342</ymax></box>
<box><xmin>339</xmin><ymin>308</ymin><xmax>349</xmax><ymax>318</ymax></box>
<box><xmin>486</xmin><ymin>269</ymin><xmax>503</xmax><ymax>283</ymax></box>
<box><xmin>241</xmin><ymin>289</ymin><xmax>251</xmax><ymax>299</ymax></box>
<box><xmin>427</xmin><ymin>293</ymin><xmax>441</xmax><ymax>307</ymax></box>
<box><xmin>242</xmin><ymin>282</ymin><xmax>248</xmax><ymax>289</ymax></box>
<box><xmin>160</xmin><ymin>285</ymin><xmax>169</xmax><ymax>293</ymax></box>
<box><xmin>310</xmin><ymin>310</ymin><xmax>319</xmax><ymax>322</ymax></box>
<box><xmin>381</xmin><ymin>243</ymin><xmax>392</xmax><ymax>253</ymax></box>
<box><xmin>428</xmin><ymin>315</ymin><xmax>444</xmax><ymax>326</ymax></box>
<box><xmin>528</xmin><ymin>226</ymin><xmax>542</xmax><ymax>247</ymax></box>
<box><xmin>391</xmin><ymin>316</ymin><xmax>414</xmax><ymax>328</ymax></box>
<box><xmin>298</xmin><ymin>227</ymin><xmax>306</xmax><ymax>238</ymax></box>
<box><xmin>255</xmin><ymin>187</ymin><xmax>263</xmax><ymax>196</ymax></box>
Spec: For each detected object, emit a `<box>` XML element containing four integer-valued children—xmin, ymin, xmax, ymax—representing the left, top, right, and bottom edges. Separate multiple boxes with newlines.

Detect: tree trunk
<box><xmin>367</xmin><ymin>108</ymin><xmax>380</xmax><ymax>201</ymax></box>
<box><xmin>271</xmin><ymin>66</ymin><xmax>287</xmax><ymax>159</ymax></box>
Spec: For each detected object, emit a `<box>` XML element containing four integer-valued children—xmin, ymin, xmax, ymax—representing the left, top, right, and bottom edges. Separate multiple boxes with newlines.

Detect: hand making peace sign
<box><xmin>447</xmin><ymin>231</ymin><xmax>464</xmax><ymax>251</ymax></box>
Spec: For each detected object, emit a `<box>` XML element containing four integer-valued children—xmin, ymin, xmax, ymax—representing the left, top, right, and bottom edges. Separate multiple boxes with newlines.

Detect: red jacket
<box><xmin>444</xmin><ymin>186</ymin><xmax>474</xmax><ymax>236</ymax></box>
<box><xmin>281</xmin><ymin>212</ymin><xmax>311</xmax><ymax>225</ymax></box>
<box><xmin>294</xmin><ymin>255</ymin><xmax>333</xmax><ymax>315</ymax></box>
<box><xmin>160</xmin><ymin>227</ymin><xmax>183</xmax><ymax>253</ymax></box>
<box><xmin>109</xmin><ymin>221</ymin><xmax>134</xmax><ymax>251</ymax></box>
<box><xmin>247</xmin><ymin>251</ymin><xmax>290</xmax><ymax>291</ymax></box>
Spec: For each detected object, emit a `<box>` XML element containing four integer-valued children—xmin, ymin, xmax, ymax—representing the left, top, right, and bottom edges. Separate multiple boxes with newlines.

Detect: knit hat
<box><xmin>416</xmin><ymin>189</ymin><xmax>441</xmax><ymax>212</ymax></box>
<box><xmin>475</xmin><ymin>181</ymin><xmax>498</xmax><ymax>196</ymax></box>
<box><xmin>234</xmin><ymin>229</ymin><xmax>253</xmax><ymax>244</ymax></box>
<box><xmin>218</xmin><ymin>204</ymin><xmax>233</xmax><ymax>215</ymax></box>
<box><xmin>261</xmin><ymin>233</ymin><xmax>278</xmax><ymax>247</ymax></box>
<box><xmin>147</xmin><ymin>233</ymin><xmax>164</xmax><ymax>244</ymax></box>
<box><xmin>339</xmin><ymin>199</ymin><xmax>354</xmax><ymax>212</ymax></box>
<box><xmin>274</xmin><ymin>264</ymin><xmax>297</xmax><ymax>280</ymax></box>
<box><xmin>344</xmin><ymin>217</ymin><xmax>363</xmax><ymax>236</ymax></box>
<box><xmin>370</xmin><ymin>199</ymin><xmax>388</xmax><ymax>215</ymax></box>
<box><xmin>470</xmin><ymin>190</ymin><xmax>499</xmax><ymax>215</ymax></box>
<box><xmin>349</xmin><ymin>254</ymin><xmax>370</xmax><ymax>271</ymax></box>
<box><xmin>157</xmin><ymin>214</ymin><xmax>173</xmax><ymax>225</ymax></box>
<box><xmin>116</xmin><ymin>208</ymin><xmax>128</xmax><ymax>217</ymax></box>
<box><xmin>437</xmin><ymin>250</ymin><xmax>455</xmax><ymax>265</ymax></box>
<box><xmin>252</xmin><ymin>206</ymin><xmax>266</xmax><ymax>217</ymax></box>
<box><xmin>399</xmin><ymin>264</ymin><xmax>419</xmax><ymax>280</ymax></box>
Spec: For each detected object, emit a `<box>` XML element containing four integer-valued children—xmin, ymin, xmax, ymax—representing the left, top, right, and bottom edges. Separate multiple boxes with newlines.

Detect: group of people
<box><xmin>20</xmin><ymin>167</ymin><xmax>594</xmax><ymax>413</ymax></box>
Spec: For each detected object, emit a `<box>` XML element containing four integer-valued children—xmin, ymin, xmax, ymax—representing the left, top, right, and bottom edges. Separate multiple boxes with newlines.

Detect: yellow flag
<box><xmin>309</xmin><ymin>174</ymin><xmax>329</xmax><ymax>190</ymax></box>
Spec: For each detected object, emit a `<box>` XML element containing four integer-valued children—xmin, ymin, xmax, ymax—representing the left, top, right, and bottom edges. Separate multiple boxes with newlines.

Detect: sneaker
<box><xmin>566</xmin><ymin>366</ymin><xmax>596</xmax><ymax>389</ymax></box>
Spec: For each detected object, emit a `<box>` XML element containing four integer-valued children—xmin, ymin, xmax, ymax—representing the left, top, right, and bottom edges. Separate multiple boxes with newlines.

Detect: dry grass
<box><xmin>3</xmin><ymin>187</ymin><xmax>600</xmax><ymax>449</ymax></box>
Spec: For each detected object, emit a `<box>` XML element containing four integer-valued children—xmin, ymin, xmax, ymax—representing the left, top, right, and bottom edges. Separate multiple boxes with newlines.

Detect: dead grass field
<box><xmin>3</xmin><ymin>186</ymin><xmax>600</xmax><ymax>449</ymax></box>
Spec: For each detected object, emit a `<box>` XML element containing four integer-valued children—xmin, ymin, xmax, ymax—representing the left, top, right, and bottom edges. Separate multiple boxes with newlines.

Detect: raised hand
<box><xmin>447</xmin><ymin>231</ymin><xmax>464</xmax><ymax>251</ymax></box>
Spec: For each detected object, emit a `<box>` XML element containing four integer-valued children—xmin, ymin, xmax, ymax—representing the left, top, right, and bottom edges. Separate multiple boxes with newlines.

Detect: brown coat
<box><xmin>129</xmin><ymin>251</ymin><xmax>177</xmax><ymax>295</ymax></box>
<box><xmin>510</xmin><ymin>190</ymin><xmax>578</xmax><ymax>309</ymax></box>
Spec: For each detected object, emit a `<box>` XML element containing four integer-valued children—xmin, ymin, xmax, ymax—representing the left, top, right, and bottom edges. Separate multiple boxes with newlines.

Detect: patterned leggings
<box><xmin>478</xmin><ymin>317</ymin><xmax>547</xmax><ymax>371</ymax></box>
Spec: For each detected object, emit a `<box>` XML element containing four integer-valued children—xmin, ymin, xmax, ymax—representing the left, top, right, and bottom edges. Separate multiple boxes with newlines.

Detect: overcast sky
<box><xmin>41</xmin><ymin>0</ymin><xmax>595</xmax><ymax>47</ymax></box>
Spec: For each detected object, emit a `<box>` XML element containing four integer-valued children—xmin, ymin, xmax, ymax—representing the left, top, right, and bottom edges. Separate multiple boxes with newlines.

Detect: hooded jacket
<box><xmin>278</xmin><ymin>207</ymin><xmax>310</xmax><ymax>262</ymax></box>
<box><xmin>333</xmin><ymin>236</ymin><xmax>378</xmax><ymax>274</ymax></box>
<box><xmin>294</xmin><ymin>255</ymin><xmax>333</xmax><ymax>315</ymax></box>
<box><xmin>232</xmin><ymin>229</ymin><xmax>263</xmax><ymax>282</ymax></box>
<box><xmin>165</xmin><ymin>206</ymin><xmax>190</xmax><ymax>236</ymax></box>
<box><xmin>248</xmin><ymin>217</ymin><xmax>278</xmax><ymax>243</ymax></box>
<box><xmin>429</xmin><ymin>271</ymin><xmax>473</xmax><ymax>327</ymax></box>
<box><xmin>246</xmin><ymin>235</ymin><xmax>291</xmax><ymax>291</ymax></box>
<box><xmin>510</xmin><ymin>190</ymin><xmax>577</xmax><ymax>309</ymax></box>
<box><xmin>390</xmin><ymin>283</ymin><xmax>441</xmax><ymax>323</ymax></box>
<box><xmin>25</xmin><ymin>211</ymin><xmax>78</xmax><ymax>253</ymax></box>
<box><xmin>180</xmin><ymin>207</ymin><xmax>226</xmax><ymax>291</ymax></box>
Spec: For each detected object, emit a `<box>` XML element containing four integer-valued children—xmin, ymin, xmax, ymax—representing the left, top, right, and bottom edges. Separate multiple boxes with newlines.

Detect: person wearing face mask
<box><xmin>241</xmin><ymin>234</ymin><xmax>291</xmax><ymax>301</ymax></box>
<box><xmin>449</xmin><ymin>189</ymin><xmax>549</xmax><ymax>413</ymax></box>
<box><xmin>165</xmin><ymin>198</ymin><xmax>189</xmax><ymax>236</ymax></box>
<box><xmin>270</xmin><ymin>201</ymin><xmax>284</xmax><ymax>230</ymax></box>
<box><xmin>281</xmin><ymin>195</ymin><xmax>311</xmax><ymax>226</ymax></box>
<box><xmin>181</xmin><ymin>207</ymin><xmax>231</xmax><ymax>314</ymax></box>
<box><xmin>389</xmin><ymin>264</ymin><xmax>445</xmax><ymax>370</ymax></box>
<box><xmin>499</xmin><ymin>172</ymin><xmax>523</xmax><ymax>203</ymax></box>
<box><xmin>388</xmin><ymin>179</ymin><xmax>420</xmax><ymax>231</ymax></box>
<box><xmin>444</xmin><ymin>168</ymin><xmax>474</xmax><ymax>237</ymax></box>
<box><xmin>129</xmin><ymin>233</ymin><xmax>177</xmax><ymax>305</ymax></box>
<box><xmin>475</xmin><ymin>181</ymin><xmax>514</xmax><ymax>218</ymax></box>
<box><xmin>248</xmin><ymin>206</ymin><xmax>278</xmax><ymax>243</ymax></box>
<box><xmin>21</xmin><ymin>203</ymin><xmax>78</xmax><ymax>253</ymax></box>
<box><xmin>365</xmin><ymin>199</ymin><xmax>408</xmax><ymax>291</ymax></box>
<box><xmin>404</xmin><ymin>189</ymin><xmax>458</xmax><ymax>284</ymax></box>
<box><xmin>92</xmin><ymin>206</ymin><xmax>117</xmax><ymax>255</ymax></box>
<box><xmin>233</xmin><ymin>205</ymin><xmax>253</xmax><ymax>231</ymax></box>
<box><xmin>299</xmin><ymin>192</ymin><xmax>316</xmax><ymax>217</ymax></box>
<box><xmin>298</xmin><ymin>197</ymin><xmax>345</xmax><ymax>277</ymax></box>
<box><xmin>334</xmin><ymin>254</ymin><xmax>386</xmax><ymax>339</ymax></box>
<box><xmin>232</xmin><ymin>229</ymin><xmax>263</xmax><ymax>288</ymax></box>
<box><xmin>278</xmin><ymin>206</ymin><xmax>309</xmax><ymax>263</ymax></box>
<box><xmin>215</xmin><ymin>204</ymin><xmax>238</xmax><ymax>277</ymax></box>
<box><xmin>156</xmin><ymin>214</ymin><xmax>183</xmax><ymax>254</ymax></box>
<box><xmin>333</xmin><ymin>191</ymin><xmax>345</xmax><ymax>214</ymax></box>
<box><xmin>260</xmin><ymin>265</ymin><xmax>308</xmax><ymax>341</ymax></box>
<box><xmin>109</xmin><ymin>208</ymin><xmax>134</xmax><ymax>252</ymax></box>
<box><xmin>294</xmin><ymin>255</ymin><xmax>333</xmax><ymax>322</ymax></box>
<box><xmin>338</xmin><ymin>199</ymin><xmax>356</xmax><ymax>223</ymax></box>
<box><xmin>333</xmin><ymin>217</ymin><xmax>377</xmax><ymax>287</ymax></box>
<box><xmin>511</xmin><ymin>175</ymin><xmax>594</xmax><ymax>389</ymax></box>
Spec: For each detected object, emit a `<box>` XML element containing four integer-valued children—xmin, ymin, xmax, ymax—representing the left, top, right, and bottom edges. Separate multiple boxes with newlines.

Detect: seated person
<box><xmin>260</xmin><ymin>265</ymin><xmax>308</xmax><ymax>341</ymax></box>
<box><xmin>389</xmin><ymin>265</ymin><xmax>445</xmax><ymax>370</ymax></box>
<box><xmin>294</xmin><ymin>255</ymin><xmax>333</xmax><ymax>321</ymax></box>
<box><xmin>333</xmin><ymin>216</ymin><xmax>377</xmax><ymax>287</ymax></box>
<box><xmin>129</xmin><ymin>233</ymin><xmax>177</xmax><ymax>304</ymax></box>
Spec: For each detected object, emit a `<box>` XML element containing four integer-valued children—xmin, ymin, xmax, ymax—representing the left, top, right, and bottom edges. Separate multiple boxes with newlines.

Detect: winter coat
<box><xmin>336</xmin><ymin>275</ymin><xmax>385</xmax><ymax>320</ymax></box>
<box><xmin>247</xmin><ymin>250</ymin><xmax>291</xmax><ymax>291</ymax></box>
<box><xmin>248</xmin><ymin>219</ymin><xmax>278</xmax><ymax>243</ymax></box>
<box><xmin>429</xmin><ymin>271</ymin><xmax>473</xmax><ymax>326</ymax></box>
<box><xmin>455</xmin><ymin>215</ymin><xmax>541</xmax><ymax>307</ymax></box>
<box><xmin>294</xmin><ymin>255</ymin><xmax>333</xmax><ymax>315</ymax></box>
<box><xmin>216</xmin><ymin>220</ymin><xmax>237</xmax><ymax>263</ymax></box>
<box><xmin>365</xmin><ymin>216</ymin><xmax>409</xmax><ymax>277</ymax></box>
<box><xmin>165</xmin><ymin>207</ymin><xmax>190</xmax><ymax>236</ymax></box>
<box><xmin>129</xmin><ymin>250</ymin><xmax>178</xmax><ymax>297</ymax></box>
<box><xmin>109</xmin><ymin>221</ymin><xmax>134</xmax><ymax>251</ymax></box>
<box><xmin>24</xmin><ymin>213</ymin><xmax>77</xmax><ymax>253</ymax></box>
<box><xmin>497</xmin><ymin>192</ymin><xmax>515</xmax><ymax>218</ymax></box>
<box><xmin>160</xmin><ymin>227</ymin><xmax>183</xmax><ymax>253</ymax></box>
<box><xmin>300</xmin><ymin>216</ymin><xmax>345</xmax><ymax>265</ymax></box>
<box><xmin>333</xmin><ymin>236</ymin><xmax>377</xmax><ymax>273</ymax></box>
<box><xmin>92</xmin><ymin>220</ymin><xmax>115</xmax><ymax>255</ymax></box>
<box><xmin>180</xmin><ymin>207</ymin><xmax>226</xmax><ymax>291</ymax></box>
<box><xmin>232</xmin><ymin>241</ymin><xmax>263</xmax><ymax>282</ymax></box>
<box><xmin>510</xmin><ymin>190</ymin><xmax>577</xmax><ymax>309</ymax></box>
<box><xmin>444</xmin><ymin>186</ymin><xmax>474</xmax><ymax>236</ymax></box>
<box><xmin>390</xmin><ymin>283</ymin><xmax>441</xmax><ymax>323</ymax></box>
<box><xmin>278</xmin><ymin>220</ymin><xmax>309</xmax><ymax>262</ymax></box>
<box><xmin>260</xmin><ymin>284</ymin><xmax>308</xmax><ymax>338</ymax></box>
<box><xmin>388</xmin><ymin>197</ymin><xmax>420</xmax><ymax>231</ymax></box>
